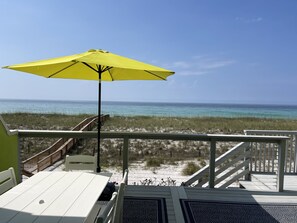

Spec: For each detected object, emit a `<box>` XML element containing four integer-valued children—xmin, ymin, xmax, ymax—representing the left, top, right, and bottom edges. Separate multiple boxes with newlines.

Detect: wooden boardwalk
<box><xmin>22</xmin><ymin>115</ymin><xmax>109</xmax><ymax>176</ymax></box>
<box><xmin>124</xmin><ymin>183</ymin><xmax>297</xmax><ymax>223</ymax></box>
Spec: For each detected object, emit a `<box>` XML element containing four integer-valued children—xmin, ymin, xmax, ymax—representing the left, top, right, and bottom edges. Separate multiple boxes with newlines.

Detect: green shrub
<box><xmin>182</xmin><ymin>162</ymin><xmax>200</xmax><ymax>176</ymax></box>
<box><xmin>146</xmin><ymin>157</ymin><xmax>164</xmax><ymax>167</ymax></box>
<box><xmin>199</xmin><ymin>160</ymin><xmax>207</xmax><ymax>166</ymax></box>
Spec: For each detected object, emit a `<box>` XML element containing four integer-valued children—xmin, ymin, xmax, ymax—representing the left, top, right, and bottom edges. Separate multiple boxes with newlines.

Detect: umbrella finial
<box><xmin>88</xmin><ymin>49</ymin><xmax>109</xmax><ymax>53</ymax></box>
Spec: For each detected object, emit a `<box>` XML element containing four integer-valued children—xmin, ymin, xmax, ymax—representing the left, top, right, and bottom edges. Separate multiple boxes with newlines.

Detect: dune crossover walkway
<box><xmin>21</xmin><ymin>115</ymin><xmax>109</xmax><ymax>176</ymax></box>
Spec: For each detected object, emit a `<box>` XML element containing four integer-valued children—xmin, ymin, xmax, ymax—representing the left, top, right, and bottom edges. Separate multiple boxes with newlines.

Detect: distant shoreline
<box><xmin>1</xmin><ymin>99</ymin><xmax>297</xmax><ymax>119</ymax></box>
<box><xmin>1</xmin><ymin>98</ymin><xmax>297</xmax><ymax>107</ymax></box>
<box><xmin>3</xmin><ymin>113</ymin><xmax>297</xmax><ymax>134</ymax></box>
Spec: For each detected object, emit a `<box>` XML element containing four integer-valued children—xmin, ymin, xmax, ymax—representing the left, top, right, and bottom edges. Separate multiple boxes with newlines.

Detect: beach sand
<box><xmin>46</xmin><ymin>159</ymin><xmax>194</xmax><ymax>186</ymax></box>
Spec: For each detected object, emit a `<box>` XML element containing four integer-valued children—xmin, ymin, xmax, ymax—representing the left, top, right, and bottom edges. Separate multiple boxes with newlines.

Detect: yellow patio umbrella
<box><xmin>3</xmin><ymin>49</ymin><xmax>174</xmax><ymax>172</ymax></box>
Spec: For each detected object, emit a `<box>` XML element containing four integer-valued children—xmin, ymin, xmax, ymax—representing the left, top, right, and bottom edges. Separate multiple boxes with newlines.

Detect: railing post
<box><xmin>209</xmin><ymin>139</ymin><xmax>216</xmax><ymax>188</ymax></box>
<box><xmin>294</xmin><ymin>134</ymin><xmax>297</xmax><ymax>173</ymax></box>
<box><xmin>244</xmin><ymin>144</ymin><xmax>251</xmax><ymax>181</ymax></box>
<box><xmin>123</xmin><ymin>137</ymin><xmax>129</xmax><ymax>184</ymax></box>
<box><xmin>277</xmin><ymin>139</ymin><xmax>286</xmax><ymax>192</ymax></box>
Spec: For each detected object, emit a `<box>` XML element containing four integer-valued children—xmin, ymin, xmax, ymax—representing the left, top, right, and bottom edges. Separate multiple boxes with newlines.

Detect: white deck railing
<box><xmin>15</xmin><ymin>130</ymin><xmax>289</xmax><ymax>192</ymax></box>
<box><xmin>245</xmin><ymin>130</ymin><xmax>297</xmax><ymax>174</ymax></box>
<box><xmin>183</xmin><ymin>142</ymin><xmax>251</xmax><ymax>188</ymax></box>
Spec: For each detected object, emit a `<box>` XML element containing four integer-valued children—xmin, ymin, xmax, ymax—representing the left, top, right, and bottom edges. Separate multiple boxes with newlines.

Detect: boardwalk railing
<box><xmin>244</xmin><ymin>130</ymin><xmax>297</xmax><ymax>174</ymax></box>
<box><xmin>21</xmin><ymin>115</ymin><xmax>109</xmax><ymax>174</ymax></box>
<box><xmin>182</xmin><ymin>142</ymin><xmax>251</xmax><ymax>188</ymax></box>
<box><xmin>15</xmin><ymin>130</ymin><xmax>288</xmax><ymax>192</ymax></box>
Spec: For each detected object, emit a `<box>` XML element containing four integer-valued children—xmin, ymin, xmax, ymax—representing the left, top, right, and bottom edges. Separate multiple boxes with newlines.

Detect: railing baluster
<box><xmin>262</xmin><ymin>143</ymin><xmax>266</xmax><ymax>172</ymax></box>
<box><xmin>277</xmin><ymin>140</ymin><xmax>286</xmax><ymax>192</ymax></box>
<box><xmin>252</xmin><ymin>142</ymin><xmax>256</xmax><ymax>172</ymax></box>
<box><xmin>255</xmin><ymin>142</ymin><xmax>259</xmax><ymax>172</ymax></box>
<box><xmin>260</xmin><ymin>143</ymin><xmax>262</xmax><ymax>171</ymax></box>
<box><xmin>267</xmin><ymin>142</ymin><xmax>271</xmax><ymax>172</ymax></box>
<box><xmin>123</xmin><ymin>137</ymin><xmax>129</xmax><ymax>184</ymax></box>
<box><xmin>292</xmin><ymin>134</ymin><xmax>297</xmax><ymax>174</ymax></box>
<box><xmin>289</xmin><ymin>135</ymin><xmax>293</xmax><ymax>173</ymax></box>
<box><xmin>209</xmin><ymin>139</ymin><xmax>216</xmax><ymax>189</ymax></box>
<box><xmin>244</xmin><ymin>145</ymin><xmax>250</xmax><ymax>181</ymax></box>
<box><xmin>284</xmin><ymin>134</ymin><xmax>288</xmax><ymax>173</ymax></box>
<box><xmin>272</xmin><ymin>143</ymin><xmax>275</xmax><ymax>173</ymax></box>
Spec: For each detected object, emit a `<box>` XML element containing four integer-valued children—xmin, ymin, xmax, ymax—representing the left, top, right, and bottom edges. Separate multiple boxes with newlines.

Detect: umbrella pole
<box><xmin>97</xmin><ymin>67</ymin><xmax>102</xmax><ymax>173</ymax></box>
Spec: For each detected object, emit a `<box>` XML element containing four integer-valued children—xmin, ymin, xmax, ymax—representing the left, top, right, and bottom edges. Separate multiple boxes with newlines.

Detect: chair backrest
<box><xmin>96</xmin><ymin>192</ymin><xmax>118</xmax><ymax>223</ymax></box>
<box><xmin>112</xmin><ymin>169</ymin><xmax>128</xmax><ymax>223</ymax></box>
<box><xmin>0</xmin><ymin>167</ymin><xmax>17</xmax><ymax>195</ymax></box>
<box><xmin>64</xmin><ymin>155</ymin><xmax>97</xmax><ymax>172</ymax></box>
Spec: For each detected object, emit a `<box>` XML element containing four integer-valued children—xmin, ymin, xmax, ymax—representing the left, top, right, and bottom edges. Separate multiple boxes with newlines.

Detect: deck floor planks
<box><xmin>240</xmin><ymin>174</ymin><xmax>297</xmax><ymax>192</ymax></box>
<box><xmin>185</xmin><ymin>187</ymin><xmax>297</xmax><ymax>204</ymax></box>
<box><xmin>124</xmin><ymin>181</ymin><xmax>297</xmax><ymax>222</ymax></box>
<box><xmin>125</xmin><ymin>174</ymin><xmax>297</xmax><ymax>223</ymax></box>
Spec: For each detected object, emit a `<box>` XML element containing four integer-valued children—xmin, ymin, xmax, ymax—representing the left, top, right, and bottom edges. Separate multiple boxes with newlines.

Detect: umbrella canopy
<box><xmin>3</xmin><ymin>49</ymin><xmax>174</xmax><ymax>172</ymax></box>
<box><xmin>3</xmin><ymin>49</ymin><xmax>174</xmax><ymax>81</ymax></box>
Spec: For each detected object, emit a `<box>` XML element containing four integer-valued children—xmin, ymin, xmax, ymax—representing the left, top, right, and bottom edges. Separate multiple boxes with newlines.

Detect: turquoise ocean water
<box><xmin>1</xmin><ymin>99</ymin><xmax>297</xmax><ymax>119</ymax></box>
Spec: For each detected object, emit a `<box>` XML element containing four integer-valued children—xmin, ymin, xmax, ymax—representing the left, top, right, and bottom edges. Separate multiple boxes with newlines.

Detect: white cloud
<box><xmin>178</xmin><ymin>70</ymin><xmax>210</xmax><ymax>76</ymax></box>
<box><xmin>197</xmin><ymin>58</ymin><xmax>235</xmax><ymax>70</ymax></box>
<box><xmin>168</xmin><ymin>56</ymin><xmax>235</xmax><ymax>76</ymax></box>
<box><xmin>171</xmin><ymin>61</ymin><xmax>192</xmax><ymax>69</ymax></box>
<box><xmin>236</xmin><ymin>17</ymin><xmax>263</xmax><ymax>23</ymax></box>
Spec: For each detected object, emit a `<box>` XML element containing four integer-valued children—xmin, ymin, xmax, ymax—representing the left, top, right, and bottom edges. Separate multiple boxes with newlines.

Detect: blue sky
<box><xmin>0</xmin><ymin>1</ymin><xmax>296</xmax><ymax>105</ymax></box>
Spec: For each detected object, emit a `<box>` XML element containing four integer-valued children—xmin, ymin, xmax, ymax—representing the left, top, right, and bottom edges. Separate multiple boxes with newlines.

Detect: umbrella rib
<box><xmin>82</xmin><ymin>62</ymin><xmax>98</xmax><ymax>73</ymax></box>
<box><xmin>48</xmin><ymin>61</ymin><xmax>79</xmax><ymax>78</ymax></box>
<box><xmin>107</xmin><ymin>69</ymin><xmax>114</xmax><ymax>81</ymax></box>
<box><xmin>102</xmin><ymin>66</ymin><xmax>112</xmax><ymax>73</ymax></box>
<box><xmin>100</xmin><ymin>66</ymin><xmax>113</xmax><ymax>81</ymax></box>
<box><xmin>144</xmin><ymin>70</ymin><xmax>167</xmax><ymax>80</ymax></box>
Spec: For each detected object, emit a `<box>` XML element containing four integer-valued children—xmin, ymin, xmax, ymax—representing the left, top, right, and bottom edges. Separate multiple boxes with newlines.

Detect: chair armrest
<box><xmin>96</xmin><ymin>192</ymin><xmax>117</xmax><ymax>223</ymax></box>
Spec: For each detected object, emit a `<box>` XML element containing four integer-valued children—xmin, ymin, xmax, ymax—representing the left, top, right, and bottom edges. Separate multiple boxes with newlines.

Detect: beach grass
<box><xmin>2</xmin><ymin>113</ymin><xmax>297</xmax><ymax>165</ymax></box>
<box><xmin>3</xmin><ymin>113</ymin><xmax>297</xmax><ymax>133</ymax></box>
<box><xmin>2</xmin><ymin>113</ymin><xmax>91</xmax><ymax>130</ymax></box>
<box><xmin>102</xmin><ymin>115</ymin><xmax>297</xmax><ymax>133</ymax></box>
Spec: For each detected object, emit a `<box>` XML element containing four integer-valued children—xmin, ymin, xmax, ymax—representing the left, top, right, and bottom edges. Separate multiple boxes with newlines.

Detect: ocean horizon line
<box><xmin>1</xmin><ymin>98</ymin><xmax>297</xmax><ymax>119</ymax></box>
<box><xmin>1</xmin><ymin>98</ymin><xmax>297</xmax><ymax>107</ymax></box>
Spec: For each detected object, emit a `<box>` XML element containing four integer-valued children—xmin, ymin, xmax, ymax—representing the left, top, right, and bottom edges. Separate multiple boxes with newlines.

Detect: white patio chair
<box><xmin>91</xmin><ymin>169</ymin><xmax>128</xmax><ymax>223</ymax></box>
<box><xmin>96</xmin><ymin>192</ymin><xmax>118</xmax><ymax>223</ymax></box>
<box><xmin>64</xmin><ymin>155</ymin><xmax>97</xmax><ymax>172</ymax></box>
<box><xmin>0</xmin><ymin>167</ymin><xmax>17</xmax><ymax>195</ymax></box>
<box><xmin>112</xmin><ymin>169</ymin><xmax>128</xmax><ymax>223</ymax></box>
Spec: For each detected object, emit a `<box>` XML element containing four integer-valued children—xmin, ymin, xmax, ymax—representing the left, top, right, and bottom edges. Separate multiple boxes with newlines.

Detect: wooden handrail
<box><xmin>22</xmin><ymin>116</ymin><xmax>96</xmax><ymax>165</ymax></box>
<box><xmin>21</xmin><ymin>115</ymin><xmax>109</xmax><ymax>174</ymax></box>
<box><xmin>245</xmin><ymin>130</ymin><xmax>297</xmax><ymax>174</ymax></box>
<box><xmin>183</xmin><ymin>142</ymin><xmax>250</xmax><ymax>186</ymax></box>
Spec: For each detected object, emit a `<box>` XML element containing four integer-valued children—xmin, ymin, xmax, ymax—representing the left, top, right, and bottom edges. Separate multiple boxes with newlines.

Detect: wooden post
<box><xmin>277</xmin><ymin>139</ymin><xmax>286</xmax><ymax>192</ymax></box>
<box><xmin>209</xmin><ymin>139</ymin><xmax>216</xmax><ymax>189</ymax></box>
<box><xmin>123</xmin><ymin>137</ymin><xmax>129</xmax><ymax>184</ymax></box>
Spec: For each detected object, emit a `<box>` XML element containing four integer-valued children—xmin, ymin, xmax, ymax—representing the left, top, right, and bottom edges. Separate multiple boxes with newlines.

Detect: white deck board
<box><xmin>239</xmin><ymin>174</ymin><xmax>297</xmax><ymax>192</ymax></box>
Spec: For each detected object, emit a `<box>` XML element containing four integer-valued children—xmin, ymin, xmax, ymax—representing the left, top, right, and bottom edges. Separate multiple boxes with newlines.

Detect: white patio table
<box><xmin>0</xmin><ymin>171</ymin><xmax>110</xmax><ymax>223</ymax></box>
